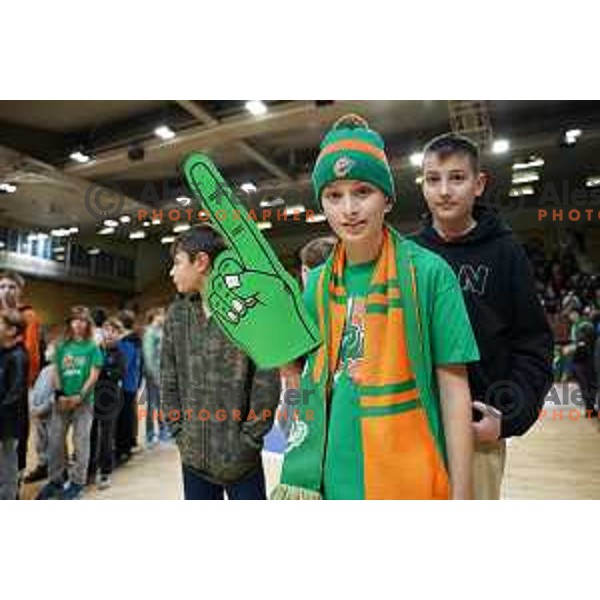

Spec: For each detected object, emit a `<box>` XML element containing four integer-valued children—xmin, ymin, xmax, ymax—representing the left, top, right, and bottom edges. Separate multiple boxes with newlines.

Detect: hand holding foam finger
<box><xmin>207</xmin><ymin>249</ymin><xmax>320</xmax><ymax>368</ymax></box>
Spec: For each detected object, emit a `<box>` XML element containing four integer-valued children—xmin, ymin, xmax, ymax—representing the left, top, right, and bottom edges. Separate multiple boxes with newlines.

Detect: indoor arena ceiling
<box><xmin>0</xmin><ymin>100</ymin><xmax>599</xmax><ymax>244</ymax></box>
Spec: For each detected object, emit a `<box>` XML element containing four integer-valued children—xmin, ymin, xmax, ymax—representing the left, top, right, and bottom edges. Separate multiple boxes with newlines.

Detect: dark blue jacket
<box><xmin>118</xmin><ymin>333</ymin><xmax>143</xmax><ymax>394</ymax></box>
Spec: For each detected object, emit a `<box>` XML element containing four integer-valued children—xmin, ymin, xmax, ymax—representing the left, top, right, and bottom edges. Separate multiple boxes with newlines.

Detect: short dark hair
<box><xmin>0</xmin><ymin>270</ymin><xmax>25</xmax><ymax>290</ymax></box>
<box><xmin>117</xmin><ymin>309</ymin><xmax>136</xmax><ymax>330</ymax></box>
<box><xmin>423</xmin><ymin>132</ymin><xmax>480</xmax><ymax>173</ymax></box>
<box><xmin>91</xmin><ymin>307</ymin><xmax>108</xmax><ymax>328</ymax></box>
<box><xmin>299</xmin><ymin>236</ymin><xmax>336</xmax><ymax>270</ymax></box>
<box><xmin>0</xmin><ymin>309</ymin><xmax>26</xmax><ymax>336</ymax></box>
<box><xmin>170</xmin><ymin>224</ymin><xmax>227</xmax><ymax>264</ymax></box>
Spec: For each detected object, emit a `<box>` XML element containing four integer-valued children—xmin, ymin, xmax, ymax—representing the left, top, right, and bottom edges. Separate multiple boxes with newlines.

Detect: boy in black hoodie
<box><xmin>414</xmin><ymin>133</ymin><xmax>553</xmax><ymax>499</ymax></box>
<box><xmin>0</xmin><ymin>310</ymin><xmax>29</xmax><ymax>500</ymax></box>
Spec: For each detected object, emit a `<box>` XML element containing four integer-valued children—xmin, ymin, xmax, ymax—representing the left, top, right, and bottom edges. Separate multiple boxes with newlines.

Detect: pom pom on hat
<box><xmin>311</xmin><ymin>113</ymin><xmax>395</xmax><ymax>204</ymax></box>
<box><xmin>331</xmin><ymin>113</ymin><xmax>370</xmax><ymax>130</ymax></box>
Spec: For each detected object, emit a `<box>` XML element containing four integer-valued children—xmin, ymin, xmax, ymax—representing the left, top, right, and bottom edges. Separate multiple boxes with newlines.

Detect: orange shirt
<box><xmin>19</xmin><ymin>306</ymin><xmax>41</xmax><ymax>386</ymax></box>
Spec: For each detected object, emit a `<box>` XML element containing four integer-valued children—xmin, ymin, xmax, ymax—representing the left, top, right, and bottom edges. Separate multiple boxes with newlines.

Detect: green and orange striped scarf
<box><xmin>272</xmin><ymin>227</ymin><xmax>450</xmax><ymax>500</ymax></box>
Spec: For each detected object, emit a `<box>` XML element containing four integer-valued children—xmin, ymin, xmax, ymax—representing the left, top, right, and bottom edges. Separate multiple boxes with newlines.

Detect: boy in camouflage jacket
<box><xmin>161</xmin><ymin>225</ymin><xmax>281</xmax><ymax>499</ymax></box>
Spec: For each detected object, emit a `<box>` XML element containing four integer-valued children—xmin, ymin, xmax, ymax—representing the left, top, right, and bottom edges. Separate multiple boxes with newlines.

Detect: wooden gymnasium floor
<box><xmin>19</xmin><ymin>383</ymin><xmax>600</xmax><ymax>500</ymax></box>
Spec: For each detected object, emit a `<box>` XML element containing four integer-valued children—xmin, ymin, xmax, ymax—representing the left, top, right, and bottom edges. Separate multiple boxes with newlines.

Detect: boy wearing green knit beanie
<box><xmin>274</xmin><ymin>115</ymin><xmax>479</xmax><ymax>500</ymax></box>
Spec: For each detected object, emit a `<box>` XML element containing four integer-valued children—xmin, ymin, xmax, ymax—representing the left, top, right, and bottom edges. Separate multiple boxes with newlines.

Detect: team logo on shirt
<box><xmin>62</xmin><ymin>354</ymin><xmax>87</xmax><ymax>376</ymax></box>
<box><xmin>286</xmin><ymin>420</ymin><xmax>309</xmax><ymax>451</ymax></box>
<box><xmin>62</xmin><ymin>355</ymin><xmax>75</xmax><ymax>369</ymax></box>
<box><xmin>333</xmin><ymin>156</ymin><xmax>355</xmax><ymax>178</ymax></box>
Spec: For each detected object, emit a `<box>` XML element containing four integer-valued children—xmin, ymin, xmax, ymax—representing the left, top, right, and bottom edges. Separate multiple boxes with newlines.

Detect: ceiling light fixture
<box><xmin>509</xmin><ymin>185</ymin><xmax>535</xmax><ymax>197</ymax></box>
<box><xmin>69</xmin><ymin>150</ymin><xmax>91</xmax><ymax>164</ymax></box>
<box><xmin>260</xmin><ymin>197</ymin><xmax>285</xmax><ymax>208</ymax></box>
<box><xmin>512</xmin><ymin>171</ymin><xmax>540</xmax><ymax>185</ymax></box>
<box><xmin>0</xmin><ymin>182</ymin><xmax>17</xmax><ymax>193</ymax></box>
<box><xmin>585</xmin><ymin>176</ymin><xmax>600</xmax><ymax>188</ymax></box>
<box><xmin>154</xmin><ymin>125</ymin><xmax>175</xmax><ymax>140</ymax></box>
<box><xmin>563</xmin><ymin>129</ymin><xmax>582</xmax><ymax>146</ymax></box>
<box><xmin>513</xmin><ymin>157</ymin><xmax>545</xmax><ymax>171</ymax></box>
<box><xmin>492</xmin><ymin>139</ymin><xmax>510</xmax><ymax>154</ymax></box>
<box><xmin>245</xmin><ymin>101</ymin><xmax>267</xmax><ymax>116</ymax></box>
<box><xmin>409</xmin><ymin>152</ymin><xmax>424</xmax><ymax>168</ymax></box>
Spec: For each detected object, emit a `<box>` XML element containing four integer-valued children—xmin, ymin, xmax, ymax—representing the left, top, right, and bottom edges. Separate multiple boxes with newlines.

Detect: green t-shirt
<box><xmin>54</xmin><ymin>339</ymin><xmax>104</xmax><ymax>404</ymax></box>
<box><xmin>304</xmin><ymin>238</ymin><xmax>480</xmax><ymax>499</ymax></box>
<box><xmin>324</xmin><ymin>260</ymin><xmax>375</xmax><ymax>499</ymax></box>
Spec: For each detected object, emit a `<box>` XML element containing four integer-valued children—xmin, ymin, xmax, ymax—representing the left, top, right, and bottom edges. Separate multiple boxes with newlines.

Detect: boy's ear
<box><xmin>475</xmin><ymin>171</ymin><xmax>488</xmax><ymax>197</ymax></box>
<box><xmin>384</xmin><ymin>198</ymin><xmax>393</xmax><ymax>213</ymax></box>
<box><xmin>193</xmin><ymin>252</ymin><xmax>211</xmax><ymax>275</ymax></box>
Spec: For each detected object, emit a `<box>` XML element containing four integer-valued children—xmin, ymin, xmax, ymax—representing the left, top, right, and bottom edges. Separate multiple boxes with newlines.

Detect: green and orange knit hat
<box><xmin>311</xmin><ymin>114</ymin><xmax>395</xmax><ymax>205</ymax></box>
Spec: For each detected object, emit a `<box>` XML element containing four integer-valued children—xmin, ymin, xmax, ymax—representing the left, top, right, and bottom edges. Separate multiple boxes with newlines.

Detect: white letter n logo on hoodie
<box><xmin>458</xmin><ymin>264</ymin><xmax>490</xmax><ymax>296</ymax></box>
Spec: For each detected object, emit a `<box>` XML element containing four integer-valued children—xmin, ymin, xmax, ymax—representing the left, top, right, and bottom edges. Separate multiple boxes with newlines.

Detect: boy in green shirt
<box><xmin>37</xmin><ymin>306</ymin><xmax>103</xmax><ymax>500</ymax></box>
<box><xmin>274</xmin><ymin>115</ymin><xmax>479</xmax><ymax>500</ymax></box>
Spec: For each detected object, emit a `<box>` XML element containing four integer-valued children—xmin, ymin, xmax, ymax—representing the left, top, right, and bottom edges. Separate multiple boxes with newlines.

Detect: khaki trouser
<box><xmin>48</xmin><ymin>404</ymin><xmax>93</xmax><ymax>486</ymax></box>
<box><xmin>473</xmin><ymin>439</ymin><xmax>506</xmax><ymax>500</ymax></box>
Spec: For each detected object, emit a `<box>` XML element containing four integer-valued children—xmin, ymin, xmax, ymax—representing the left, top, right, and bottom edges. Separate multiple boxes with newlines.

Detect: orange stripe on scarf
<box><xmin>314</xmin><ymin>228</ymin><xmax>449</xmax><ymax>499</ymax></box>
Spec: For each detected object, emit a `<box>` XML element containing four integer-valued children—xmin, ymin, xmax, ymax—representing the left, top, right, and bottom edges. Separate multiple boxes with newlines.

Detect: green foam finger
<box><xmin>209</xmin><ymin>253</ymin><xmax>255</xmax><ymax>315</ymax></box>
<box><xmin>208</xmin><ymin>290</ymin><xmax>235</xmax><ymax>322</ymax></box>
<box><xmin>179</xmin><ymin>153</ymin><xmax>322</xmax><ymax>368</ymax></box>
<box><xmin>212</xmin><ymin>255</ymin><xmax>244</xmax><ymax>290</ymax></box>
<box><xmin>181</xmin><ymin>153</ymin><xmax>281</xmax><ymax>275</ymax></box>
<box><xmin>215</xmin><ymin>285</ymin><xmax>248</xmax><ymax>319</ymax></box>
